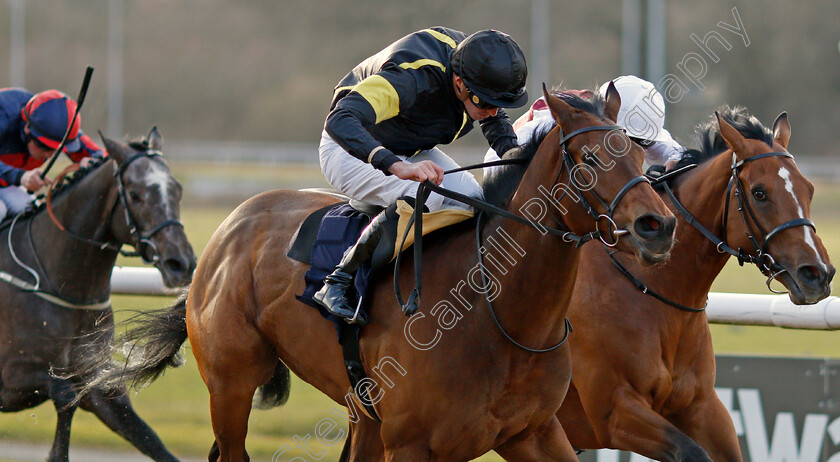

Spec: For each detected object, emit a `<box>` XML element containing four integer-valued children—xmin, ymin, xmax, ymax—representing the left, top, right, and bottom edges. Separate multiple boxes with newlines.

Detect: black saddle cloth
<box><xmin>291</xmin><ymin>203</ymin><xmax>374</xmax><ymax>329</ymax></box>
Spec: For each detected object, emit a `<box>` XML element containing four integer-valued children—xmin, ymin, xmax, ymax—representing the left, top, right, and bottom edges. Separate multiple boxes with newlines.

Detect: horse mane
<box><xmin>482</xmin><ymin>89</ymin><xmax>607</xmax><ymax>206</ymax></box>
<box><xmin>672</xmin><ymin>105</ymin><xmax>775</xmax><ymax>170</ymax></box>
<box><xmin>31</xmin><ymin>156</ymin><xmax>112</xmax><ymax>209</ymax></box>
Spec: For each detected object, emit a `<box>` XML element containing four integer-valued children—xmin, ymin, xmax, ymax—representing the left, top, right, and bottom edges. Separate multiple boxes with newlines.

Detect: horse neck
<box><xmin>30</xmin><ymin>163</ymin><xmax>120</xmax><ymax>300</ymax></box>
<box><xmin>509</xmin><ymin>127</ymin><xmax>595</xmax><ymax>236</ymax></box>
<box><xmin>655</xmin><ymin>153</ymin><xmax>736</xmax><ymax>302</ymax></box>
<box><xmin>480</xmin><ymin>128</ymin><xmax>589</xmax><ymax>344</ymax></box>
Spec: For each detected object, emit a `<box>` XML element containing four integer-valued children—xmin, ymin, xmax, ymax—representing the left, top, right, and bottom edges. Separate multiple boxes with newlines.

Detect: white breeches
<box><xmin>0</xmin><ymin>186</ymin><xmax>33</xmax><ymax>220</ymax></box>
<box><xmin>319</xmin><ymin>130</ymin><xmax>482</xmax><ymax>212</ymax></box>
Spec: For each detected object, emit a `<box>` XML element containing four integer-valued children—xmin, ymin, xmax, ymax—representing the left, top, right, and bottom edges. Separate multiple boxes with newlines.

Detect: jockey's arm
<box><xmin>67</xmin><ymin>131</ymin><xmax>106</xmax><ymax>167</ymax></box>
<box><xmin>0</xmin><ymin>162</ymin><xmax>26</xmax><ymax>188</ymax></box>
<box><xmin>325</xmin><ymin>67</ymin><xmax>420</xmax><ymax>175</ymax></box>
<box><xmin>479</xmin><ymin>109</ymin><xmax>518</xmax><ymax>156</ymax></box>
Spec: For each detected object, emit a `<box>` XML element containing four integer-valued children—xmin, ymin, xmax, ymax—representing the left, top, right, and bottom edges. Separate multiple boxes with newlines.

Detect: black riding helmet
<box><xmin>451</xmin><ymin>29</ymin><xmax>528</xmax><ymax>109</ymax></box>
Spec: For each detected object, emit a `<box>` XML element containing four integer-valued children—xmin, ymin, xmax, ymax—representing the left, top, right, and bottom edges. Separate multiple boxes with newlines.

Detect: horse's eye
<box><xmin>129</xmin><ymin>191</ymin><xmax>142</xmax><ymax>202</ymax></box>
<box><xmin>752</xmin><ymin>188</ymin><xmax>767</xmax><ymax>201</ymax></box>
<box><xmin>582</xmin><ymin>153</ymin><xmax>598</xmax><ymax>166</ymax></box>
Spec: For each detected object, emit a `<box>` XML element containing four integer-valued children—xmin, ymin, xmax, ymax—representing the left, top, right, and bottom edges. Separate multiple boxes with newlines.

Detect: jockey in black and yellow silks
<box><xmin>314</xmin><ymin>27</ymin><xmax>529</xmax><ymax>324</ymax></box>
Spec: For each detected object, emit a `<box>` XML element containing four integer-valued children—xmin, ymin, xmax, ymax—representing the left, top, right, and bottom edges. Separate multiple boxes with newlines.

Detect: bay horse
<box><xmin>0</xmin><ymin>128</ymin><xmax>196</xmax><ymax>462</ymax></box>
<box><xmin>555</xmin><ymin>107</ymin><xmax>835</xmax><ymax>461</ymax></box>
<box><xmin>91</xmin><ymin>86</ymin><xmax>677</xmax><ymax>461</ymax></box>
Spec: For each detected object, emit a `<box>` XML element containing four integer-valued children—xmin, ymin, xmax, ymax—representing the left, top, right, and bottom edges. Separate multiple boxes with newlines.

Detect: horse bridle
<box><xmin>647</xmin><ymin>150</ymin><xmax>816</xmax><ymax>301</ymax></box>
<box><xmin>113</xmin><ymin>150</ymin><xmax>185</xmax><ymax>264</ymax></box>
<box><xmin>721</xmin><ymin>151</ymin><xmax>816</xmax><ymax>291</ymax></box>
<box><xmin>48</xmin><ymin>150</ymin><xmax>184</xmax><ymax>265</ymax></box>
<box><xmin>397</xmin><ymin>123</ymin><xmax>652</xmax><ymax>353</ymax></box>
<box><xmin>549</xmin><ymin>124</ymin><xmax>651</xmax><ymax>247</ymax></box>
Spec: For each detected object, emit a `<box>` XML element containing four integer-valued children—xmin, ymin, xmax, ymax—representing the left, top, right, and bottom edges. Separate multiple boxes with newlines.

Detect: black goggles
<box><xmin>467</xmin><ymin>91</ymin><xmax>498</xmax><ymax>110</ymax></box>
<box><xmin>25</xmin><ymin>131</ymin><xmax>54</xmax><ymax>151</ymax></box>
<box><xmin>629</xmin><ymin>136</ymin><xmax>655</xmax><ymax>148</ymax></box>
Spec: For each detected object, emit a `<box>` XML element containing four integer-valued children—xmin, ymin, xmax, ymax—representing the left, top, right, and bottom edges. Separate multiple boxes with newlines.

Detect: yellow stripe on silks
<box><xmin>423</xmin><ymin>28</ymin><xmax>457</xmax><ymax>49</ymax></box>
<box><xmin>333</xmin><ymin>85</ymin><xmax>355</xmax><ymax>99</ymax></box>
<box><xmin>451</xmin><ymin>112</ymin><xmax>468</xmax><ymax>143</ymax></box>
<box><xmin>392</xmin><ymin>199</ymin><xmax>474</xmax><ymax>261</ymax></box>
<box><xmin>352</xmin><ymin>75</ymin><xmax>400</xmax><ymax>124</ymax></box>
<box><xmin>399</xmin><ymin>59</ymin><xmax>445</xmax><ymax>72</ymax></box>
<box><xmin>367</xmin><ymin>146</ymin><xmax>387</xmax><ymax>163</ymax></box>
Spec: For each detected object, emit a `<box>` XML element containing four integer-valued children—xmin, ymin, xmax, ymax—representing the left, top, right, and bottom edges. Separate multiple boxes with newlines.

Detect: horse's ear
<box><xmin>772</xmin><ymin>112</ymin><xmax>791</xmax><ymax>149</ymax></box>
<box><xmin>147</xmin><ymin>126</ymin><xmax>163</xmax><ymax>150</ymax></box>
<box><xmin>98</xmin><ymin>130</ymin><xmax>130</xmax><ymax>165</ymax></box>
<box><xmin>542</xmin><ymin>83</ymin><xmax>574</xmax><ymax>129</ymax></box>
<box><xmin>715</xmin><ymin>111</ymin><xmax>749</xmax><ymax>157</ymax></box>
<box><xmin>603</xmin><ymin>81</ymin><xmax>622</xmax><ymax>122</ymax></box>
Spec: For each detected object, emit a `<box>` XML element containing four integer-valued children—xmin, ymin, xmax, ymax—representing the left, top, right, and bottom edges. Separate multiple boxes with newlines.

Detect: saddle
<box><xmin>288</xmin><ymin>189</ymin><xmax>474</xmax><ymax>422</ymax></box>
<box><xmin>289</xmin><ymin>191</ymin><xmax>475</xmax><ymax>311</ymax></box>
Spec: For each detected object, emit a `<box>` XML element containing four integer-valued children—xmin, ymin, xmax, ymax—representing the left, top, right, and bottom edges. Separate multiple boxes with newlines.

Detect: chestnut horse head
<box><xmin>492</xmin><ymin>83</ymin><xmax>676</xmax><ymax>265</ymax></box>
<box><xmin>689</xmin><ymin>107</ymin><xmax>834</xmax><ymax>304</ymax></box>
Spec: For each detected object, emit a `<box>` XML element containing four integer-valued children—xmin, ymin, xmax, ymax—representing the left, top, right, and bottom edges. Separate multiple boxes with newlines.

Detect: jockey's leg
<box><xmin>0</xmin><ymin>186</ymin><xmax>34</xmax><ymax>217</ymax></box>
<box><xmin>316</xmin><ymin>134</ymin><xmax>482</xmax><ymax>324</ymax></box>
<box><xmin>318</xmin><ymin>131</ymin><xmax>482</xmax><ymax>212</ymax></box>
<box><xmin>314</xmin><ymin>204</ymin><xmax>398</xmax><ymax>325</ymax></box>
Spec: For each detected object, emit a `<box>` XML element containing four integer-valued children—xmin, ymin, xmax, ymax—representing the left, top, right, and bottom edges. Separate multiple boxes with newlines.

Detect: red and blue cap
<box><xmin>21</xmin><ymin>90</ymin><xmax>82</xmax><ymax>152</ymax></box>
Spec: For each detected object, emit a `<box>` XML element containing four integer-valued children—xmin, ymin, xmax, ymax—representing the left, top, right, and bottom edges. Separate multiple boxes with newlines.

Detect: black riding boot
<box><xmin>313</xmin><ymin>209</ymin><xmax>389</xmax><ymax>325</ymax></box>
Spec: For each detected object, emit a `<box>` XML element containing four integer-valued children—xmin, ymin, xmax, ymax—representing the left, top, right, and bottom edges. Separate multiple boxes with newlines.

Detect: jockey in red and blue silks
<box><xmin>0</xmin><ymin>88</ymin><xmax>105</xmax><ymax>218</ymax></box>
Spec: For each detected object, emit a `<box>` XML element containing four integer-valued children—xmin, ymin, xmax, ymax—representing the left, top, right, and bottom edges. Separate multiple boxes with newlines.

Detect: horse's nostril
<box><xmin>634</xmin><ymin>214</ymin><xmax>666</xmax><ymax>238</ymax></box>
<box><xmin>796</xmin><ymin>265</ymin><xmax>824</xmax><ymax>285</ymax></box>
<box><xmin>164</xmin><ymin>258</ymin><xmax>186</xmax><ymax>274</ymax></box>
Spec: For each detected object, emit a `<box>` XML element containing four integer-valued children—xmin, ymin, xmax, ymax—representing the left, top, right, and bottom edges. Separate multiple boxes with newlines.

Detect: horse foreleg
<box><xmin>591</xmin><ymin>388</ymin><xmax>712</xmax><ymax>462</ymax></box>
<box><xmin>495</xmin><ymin>416</ymin><xmax>579</xmax><ymax>462</ymax></box>
<box><xmin>340</xmin><ymin>418</ymin><xmax>386</xmax><ymax>462</ymax></box>
<box><xmin>78</xmin><ymin>387</ymin><xmax>179</xmax><ymax>462</ymax></box>
<box><xmin>383</xmin><ymin>444</ymin><xmax>434</xmax><ymax>462</ymax></box>
<box><xmin>673</xmin><ymin>395</ymin><xmax>743</xmax><ymax>462</ymax></box>
<box><xmin>47</xmin><ymin>378</ymin><xmax>77</xmax><ymax>462</ymax></box>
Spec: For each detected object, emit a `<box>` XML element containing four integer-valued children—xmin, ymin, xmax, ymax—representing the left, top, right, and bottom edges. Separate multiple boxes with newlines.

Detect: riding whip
<box><xmin>40</xmin><ymin>66</ymin><xmax>94</xmax><ymax>179</ymax></box>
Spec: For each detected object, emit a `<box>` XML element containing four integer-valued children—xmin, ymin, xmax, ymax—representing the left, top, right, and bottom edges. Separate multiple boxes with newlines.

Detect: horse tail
<box><xmin>77</xmin><ymin>291</ymin><xmax>190</xmax><ymax>396</ymax></box>
<box><xmin>253</xmin><ymin>360</ymin><xmax>292</xmax><ymax>410</ymax></box>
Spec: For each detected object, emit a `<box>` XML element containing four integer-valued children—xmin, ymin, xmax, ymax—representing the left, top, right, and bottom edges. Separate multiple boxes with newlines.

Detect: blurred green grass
<box><xmin>0</xmin><ymin>166</ymin><xmax>838</xmax><ymax>461</ymax></box>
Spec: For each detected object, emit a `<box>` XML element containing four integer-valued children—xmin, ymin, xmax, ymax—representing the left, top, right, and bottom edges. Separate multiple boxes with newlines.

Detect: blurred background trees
<box><xmin>1</xmin><ymin>0</ymin><xmax>838</xmax><ymax>158</ymax></box>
